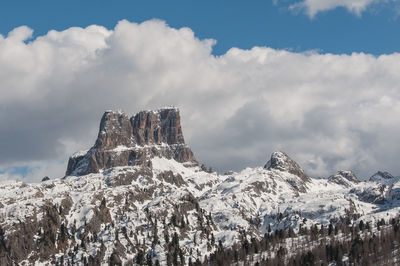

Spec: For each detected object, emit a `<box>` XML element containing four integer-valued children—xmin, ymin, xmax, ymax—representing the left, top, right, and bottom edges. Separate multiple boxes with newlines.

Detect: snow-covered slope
<box><xmin>1</xmin><ymin>109</ymin><xmax>400</xmax><ymax>265</ymax></box>
<box><xmin>369</xmin><ymin>171</ymin><xmax>400</xmax><ymax>185</ymax></box>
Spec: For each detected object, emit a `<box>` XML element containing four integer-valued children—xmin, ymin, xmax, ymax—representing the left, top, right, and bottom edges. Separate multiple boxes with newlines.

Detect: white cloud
<box><xmin>0</xmin><ymin>19</ymin><xmax>400</xmax><ymax>181</ymax></box>
<box><xmin>289</xmin><ymin>0</ymin><xmax>383</xmax><ymax>18</ymax></box>
<box><xmin>0</xmin><ymin>160</ymin><xmax>67</xmax><ymax>183</ymax></box>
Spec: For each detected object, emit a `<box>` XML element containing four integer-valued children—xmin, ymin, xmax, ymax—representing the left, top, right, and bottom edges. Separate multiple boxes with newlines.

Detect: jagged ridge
<box><xmin>1</xmin><ymin>108</ymin><xmax>400</xmax><ymax>265</ymax></box>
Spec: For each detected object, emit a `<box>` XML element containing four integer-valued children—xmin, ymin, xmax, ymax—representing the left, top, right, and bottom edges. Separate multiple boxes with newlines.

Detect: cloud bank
<box><xmin>288</xmin><ymin>0</ymin><xmax>390</xmax><ymax>18</ymax></box>
<box><xmin>0</xmin><ymin>19</ymin><xmax>400</xmax><ymax>181</ymax></box>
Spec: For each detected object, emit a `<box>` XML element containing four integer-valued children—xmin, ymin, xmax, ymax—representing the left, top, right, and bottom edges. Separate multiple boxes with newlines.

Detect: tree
<box><xmin>171</xmin><ymin>214</ymin><xmax>177</xmax><ymax>227</ymax></box>
<box><xmin>136</xmin><ymin>250</ymin><xmax>145</xmax><ymax>265</ymax></box>
<box><xmin>181</xmin><ymin>216</ymin><xmax>186</xmax><ymax>228</ymax></box>
<box><xmin>115</xmin><ymin>228</ymin><xmax>119</xmax><ymax>241</ymax></box>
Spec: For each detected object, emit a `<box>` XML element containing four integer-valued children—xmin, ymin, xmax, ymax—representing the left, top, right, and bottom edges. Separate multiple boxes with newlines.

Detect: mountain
<box><xmin>1</xmin><ymin>108</ymin><xmax>400</xmax><ymax>265</ymax></box>
<box><xmin>328</xmin><ymin>170</ymin><xmax>359</xmax><ymax>188</ymax></box>
<box><xmin>369</xmin><ymin>171</ymin><xmax>400</xmax><ymax>185</ymax></box>
<box><xmin>66</xmin><ymin>108</ymin><xmax>196</xmax><ymax>176</ymax></box>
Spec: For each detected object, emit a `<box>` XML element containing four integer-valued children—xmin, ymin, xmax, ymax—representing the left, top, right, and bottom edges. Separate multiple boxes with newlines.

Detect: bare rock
<box><xmin>131</xmin><ymin>110</ymin><xmax>161</xmax><ymax>145</ymax></box>
<box><xmin>159</xmin><ymin>108</ymin><xmax>185</xmax><ymax>144</ymax></box>
<box><xmin>131</xmin><ymin>107</ymin><xmax>185</xmax><ymax>145</ymax></box>
<box><xmin>369</xmin><ymin>171</ymin><xmax>400</xmax><ymax>186</ymax></box>
<box><xmin>105</xmin><ymin>167</ymin><xmax>153</xmax><ymax>187</ymax></box>
<box><xmin>351</xmin><ymin>185</ymin><xmax>386</xmax><ymax>204</ymax></box>
<box><xmin>265</xmin><ymin>151</ymin><xmax>310</xmax><ymax>193</ymax></box>
<box><xmin>370</xmin><ymin>171</ymin><xmax>395</xmax><ymax>181</ymax></box>
<box><xmin>85</xmin><ymin>198</ymin><xmax>112</xmax><ymax>235</ymax></box>
<box><xmin>66</xmin><ymin>107</ymin><xmax>197</xmax><ymax>176</ymax></box>
<box><xmin>95</xmin><ymin>110</ymin><xmax>135</xmax><ymax>151</ymax></box>
<box><xmin>328</xmin><ymin>170</ymin><xmax>359</xmax><ymax>187</ymax></box>
<box><xmin>265</xmin><ymin>151</ymin><xmax>310</xmax><ymax>180</ymax></box>
<box><xmin>157</xmin><ymin>171</ymin><xmax>186</xmax><ymax>187</ymax></box>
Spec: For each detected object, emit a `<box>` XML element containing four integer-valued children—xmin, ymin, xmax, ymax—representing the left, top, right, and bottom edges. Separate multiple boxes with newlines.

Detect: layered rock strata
<box><xmin>66</xmin><ymin>107</ymin><xmax>196</xmax><ymax>176</ymax></box>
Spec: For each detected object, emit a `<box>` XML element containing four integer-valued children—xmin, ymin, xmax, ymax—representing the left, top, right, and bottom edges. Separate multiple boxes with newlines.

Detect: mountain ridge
<box><xmin>1</xmin><ymin>108</ymin><xmax>400</xmax><ymax>265</ymax></box>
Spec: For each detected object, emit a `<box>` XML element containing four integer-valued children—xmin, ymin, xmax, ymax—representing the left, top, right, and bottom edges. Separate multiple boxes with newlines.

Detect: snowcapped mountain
<box><xmin>369</xmin><ymin>171</ymin><xmax>400</xmax><ymax>185</ymax></box>
<box><xmin>328</xmin><ymin>170</ymin><xmax>359</xmax><ymax>188</ymax></box>
<box><xmin>1</xmin><ymin>108</ymin><xmax>400</xmax><ymax>265</ymax></box>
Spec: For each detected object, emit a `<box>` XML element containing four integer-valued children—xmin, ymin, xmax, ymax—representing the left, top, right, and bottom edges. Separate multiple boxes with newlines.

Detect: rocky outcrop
<box><xmin>328</xmin><ymin>170</ymin><xmax>359</xmax><ymax>187</ymax></box>
<box><xmin>132</xmin><ymin>108</ymin><xmax>184</xmax><ymax>145</ymax></box>
<box><xmin>264</xmin><ymin>151</ymin><xmax>311</xmax><ymax>192</ymax></box>
<box><xmin>96</xmin><ymin>111</ymin><xmax>135</xmax><ymax>150</ymax></box>
<box><xmin>0</xmin><ymin>201</ymin><xmax>63</xmax><ymax>264</ymax></box>
<box><xmin>370</xmin><ymin>171</ymin><xmax>395</xmax><ymax>181</ymax></box>
<box><xmin>265</xmin><ymin>151</ymin><xmax>310</xmax><ymax>182</ymax></box>
<box><xmin>351</xmin><ymin>185</ymin><xmax>386</xmax><ymax>204</ymax></box>
<box><xmin>66</xmin><ymin>107</ymin><xmax>196</xmax><ymax>176</ymax></box>
<box><xmin>369</xmin><ymin>171</ymin><xmax>399</xmax><ymax>186</ymax></box>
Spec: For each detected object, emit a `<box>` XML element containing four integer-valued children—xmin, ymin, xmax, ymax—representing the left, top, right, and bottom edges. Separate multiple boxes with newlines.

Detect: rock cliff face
<box><xmin>132</xmin><ymin>109</ymin><xmax>184</xmax><ymax>145</ymax></box>
<box><xmin>66</xmin><ymin>107</ymin><xmax>196</xmax><ymax>176</ymax></box>
<box><xmin>96</xmin><ymin>111</ymin><xmax>135</xmax><ymax>150</ymax></box>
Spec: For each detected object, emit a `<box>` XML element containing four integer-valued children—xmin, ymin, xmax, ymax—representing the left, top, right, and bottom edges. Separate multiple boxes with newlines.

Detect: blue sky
<box><xmin>1</xmin><ymin>0</ymin><xmax>399</xmax><ymax>55</ymax></box>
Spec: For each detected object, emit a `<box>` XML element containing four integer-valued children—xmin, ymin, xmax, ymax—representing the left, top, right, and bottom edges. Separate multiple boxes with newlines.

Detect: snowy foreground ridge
<box><xmin>1</xmin><ymin>108</ymin><xmax>400</xmax><ymax>265</ymax></box>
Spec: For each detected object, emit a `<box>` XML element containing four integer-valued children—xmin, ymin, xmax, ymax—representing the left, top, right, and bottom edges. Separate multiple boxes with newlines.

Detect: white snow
<box><xmin>2</xmin><ymin>155</ymin><xmax>400</xmax><ymax>265</ymax></box>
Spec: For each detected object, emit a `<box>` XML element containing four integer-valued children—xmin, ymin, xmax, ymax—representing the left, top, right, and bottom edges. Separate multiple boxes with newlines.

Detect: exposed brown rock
<box><xmin>85</xmin><ymin>199</ymin><xmax>112</xmax><ymax>235</ymax></box>
<box><xmin>132</xmin><ymin>111</ymin><xmax>161</xmax><ymax>145</ymax></box>
<box><xmin>156</xmin><ymin>171</ymin><xmax>186</xmax><ymax>187</ymax></box>
<box><xmin>96</xmin><ymin>111</ymin><xmax>135</xmax><ymax>151</ymax></box>
<box><xmin>0</xmin><ymin>201</ymin><xmax>64</xmax><ymax>264</ymax></box>
<box><xmin>159</xmin><ymin>108</ymin><xmax>185</xmax><ymax>144</ymax></box>
<box><xmin>105</xmin><ymin>167</ymin><xmax>153</xmax><ymax>187</ymax></box>
<box><xmin>131</xmin><ymin>108</ymin><xmax>185</xmax><ymax>145</ymax></box>
<box><xmin>66</xmin><ymin>108</ymin><xmax>197</xmax><ymax>176</ymax></box>
<box><xmin>60</xmin><ymin>195</ymin><xmax>73</xmax><ymax>217</ymax></box>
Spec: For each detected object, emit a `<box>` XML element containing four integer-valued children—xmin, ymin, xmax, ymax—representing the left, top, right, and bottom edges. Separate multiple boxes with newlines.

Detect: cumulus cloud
<box><xmin>0</xmin><ymin>19</ymin><xmax>400</xmax><ymax>181</ymax></box>
<box><xmin>288</xmin><ymin>0</ymin><xmax>392</xmax><ymax>18</ymax></box>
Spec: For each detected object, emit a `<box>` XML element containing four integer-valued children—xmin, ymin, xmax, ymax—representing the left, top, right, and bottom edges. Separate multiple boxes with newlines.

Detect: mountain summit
<box><xmin>264</xmin><ymin>151</ymin><xmax>310</xmax><ymax>182</ymax></box>
<box><xmin>264</xmin><ymin>151</ymin><xmax>311</xmax><ymax>192</ymax></box>
<box><xmin>66</xmin><ymin>107</ymin><xmax>196</xmax><ymax>176</ymax></box>
<box><xmin>328</xmin><ymin>170</ymin><xmax>359</xmax><ymax>187</ymax></box>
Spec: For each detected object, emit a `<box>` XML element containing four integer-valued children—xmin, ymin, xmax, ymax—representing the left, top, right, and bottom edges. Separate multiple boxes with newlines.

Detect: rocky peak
<box><xmin>66</xmin><ymin>107</ymin><xmax>196</xmax><ymax>176</ymax></box>
<box><xmin>131</xmin><ymin>107</ymin><xmax>184</xmax><ymax>146</ymax></box>
<box><xmin>328</xmin><ymin>170</ymin><xmax>359</xmax><ymax>187</ymax></box>
<box><xmin>95</xmin><ymin>110</ymin><xmax>134</xmax><ymax>151</ymax></box>
<box><xmin>265</xmin><ymin>151</ymin><xmax>311</xmax><ymax>183</ymax></box>
<box><xmin>369</xmin><ymin>171</ymin><xmax>399</xmax><ymax>186</ymax></box>
<box><xmin>264</xmin><ymin>151</ymin><xmax>311</xmax><ymax>193</ymax></box>
<box><xmin>370</xmin><ymin>171</ymin><xmax>395</xmax><ymax>181</ymax></box>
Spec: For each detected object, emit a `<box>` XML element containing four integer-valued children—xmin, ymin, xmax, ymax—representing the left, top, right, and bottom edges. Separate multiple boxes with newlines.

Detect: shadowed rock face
<box><xmin>264</xmin><ymin>151</ymin><xmax>311</xmax><ymax>193</ymax></box>
<box><xmin>265</xmin><ymin>151</ymin><xmax>311</xmax><ymax>183</ymax></box>
<box><xmin>95</xmin><ymin>111</ymin><xmax>134</xmax><ymax>151</ymax></box>
<box><xmin>329</xmin><ymin>170</ymin><xmax>359</xmax><ymax>187</ymax></box>
<box><xmin>66</xmin><ymin>108</ymin><xmax>196</xmax><ymax>176</ymax></box>
<box><xmin>131</xmin><ymin>109</ymin><xmax>184</xmax><ymax>145</ymax></box>
<box><xmin>369</xmin><ymin>171</ymin><xmax>395</xmax><ymax>181</ymax></box>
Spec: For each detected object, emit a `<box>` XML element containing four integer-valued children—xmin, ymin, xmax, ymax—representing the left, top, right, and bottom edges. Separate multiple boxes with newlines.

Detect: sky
<box><xmin>1</xmin><ymin>0</ymin><xmax>400</xmax><ymax>182</ymax></box>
